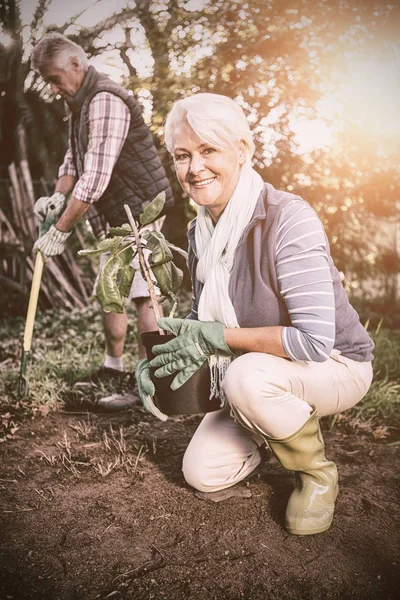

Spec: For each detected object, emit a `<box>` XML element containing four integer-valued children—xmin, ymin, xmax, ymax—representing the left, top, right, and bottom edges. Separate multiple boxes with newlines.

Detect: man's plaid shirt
<box><xmin>59</xmin><ymin>92</ymin><xmax>131</xmax><ymax>238</ymax></box>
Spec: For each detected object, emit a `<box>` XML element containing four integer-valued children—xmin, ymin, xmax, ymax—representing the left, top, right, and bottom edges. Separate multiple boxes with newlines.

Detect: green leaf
<box><xmin>78</xmin><ymin>236</ymin><xmax>122</xmax><ymax>258</ymax></box>
<box><xmin>78</xmin><ymin>248</ymin><xmax>104</xmax><ymax>258</ymax></box>
<box><xmin>96</xmin><ymin>254</ymin><xmax>125</xmax><ymax>313</ymax></box>
<box><xmin>139</xmin><ymin>191</ymin><xmax>166</xmax><ymax>226</ymax></box>
<box><xmin>119</xmin><ymin>265</ymin><xmax>136</xmax><ymax>299</ymax></box>
<box><xmin>168</xmin><ymin>262</ymin><xmax>184</xmax><ymax>294</ymax></box>
<box><xmin>152</xmin><ymin>262</ymin><xmax>183</xmax><ymax>296</ymax></box>
<box><xmin>151</xmin><ymin>263</ymin><xmax>171</xmax><ymax>296</ymax></box>
<box><xmin>142</xmin><ymin>230</ymin><xmax>173</xmax><ymax>266</ymax></box>
<box><xmin>119</xmin><ymin>246</ymin><xmax>135</xmax><ymax>265</ymax></box>
<box><xmin>109</xmin><ymin>224</ymin><xmax>132</xmax><ymax>236</ymax></box>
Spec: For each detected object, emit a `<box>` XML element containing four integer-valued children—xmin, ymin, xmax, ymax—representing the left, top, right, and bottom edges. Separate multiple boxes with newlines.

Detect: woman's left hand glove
<box><xmin>33</xmin><ymin>224</ymin><xmax>71</xmax><ymax>260</ymax></box>
<box><xmin>150</xmin><ymin>317</ymin><xmax>233</xmax><ymax>390</ymax></box>
<box><xmin>135</xmin><ymin>359</ymin><xmax>168</xmax><ymax>421</ymax></box>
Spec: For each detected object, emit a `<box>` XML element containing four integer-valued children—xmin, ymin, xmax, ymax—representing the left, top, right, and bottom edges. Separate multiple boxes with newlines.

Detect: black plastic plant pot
<box><xmin>141</xmin><ymin>331</ymin><xmax>222</xmax><ymax>416</ymax></box>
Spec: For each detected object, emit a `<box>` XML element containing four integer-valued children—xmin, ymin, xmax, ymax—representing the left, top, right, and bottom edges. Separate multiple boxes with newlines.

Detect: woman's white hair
<box><xmin>31</xmin><ymin>32</ymin><xmax>88</xmax><ymax>73</ymax></box>
<box><xmin>164</xmin><ymin>93</ymin><xmax>255</xmax><ymax>160</ymax></box>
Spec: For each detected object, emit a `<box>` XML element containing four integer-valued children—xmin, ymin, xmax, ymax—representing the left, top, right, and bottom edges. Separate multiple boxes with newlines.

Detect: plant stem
<box><xmin>124</xmin><ymin>205</ymin><xmax>164</xmax><ymax>335</ymax></box>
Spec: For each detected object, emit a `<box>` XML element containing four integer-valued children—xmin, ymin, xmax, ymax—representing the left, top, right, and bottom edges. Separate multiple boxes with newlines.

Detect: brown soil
<box><xmin>0</xmin><ymin>408</ymin><xmax>399</xmax><ymax>600</ymax></box>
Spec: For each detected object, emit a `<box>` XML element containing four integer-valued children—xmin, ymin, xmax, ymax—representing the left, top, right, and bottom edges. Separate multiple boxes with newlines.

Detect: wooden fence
<box><xmin>0</xmin><ymin>164</ymin><xmax>96</xmax><ymax>316</ymax></box>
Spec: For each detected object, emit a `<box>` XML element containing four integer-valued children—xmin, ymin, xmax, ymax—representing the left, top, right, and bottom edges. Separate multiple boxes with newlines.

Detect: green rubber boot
<box><xmin>266</xmin><ymin>407</ymin><xmax>338</xmax><ymax>535</ymax></box>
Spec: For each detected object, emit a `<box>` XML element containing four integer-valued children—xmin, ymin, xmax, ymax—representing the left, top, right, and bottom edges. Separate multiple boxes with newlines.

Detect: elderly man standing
<box><xmin>31</xmin><ymin>32</ymin><xmax>174</xmax><ymax>410</ymax></box>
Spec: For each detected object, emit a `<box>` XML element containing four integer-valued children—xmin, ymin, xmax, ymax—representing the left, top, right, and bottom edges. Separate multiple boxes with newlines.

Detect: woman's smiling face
<box><xmin>172</xmin><ymin>122</ymin><xmax>245</xmax><ymax>222</ymax></box>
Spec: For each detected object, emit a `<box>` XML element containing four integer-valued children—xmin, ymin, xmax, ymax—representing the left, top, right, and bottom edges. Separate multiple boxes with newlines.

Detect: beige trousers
<box><xmin>182</xmin><ymin>351</ymin><xmax>373</xmax><ymax>493</ymax></box>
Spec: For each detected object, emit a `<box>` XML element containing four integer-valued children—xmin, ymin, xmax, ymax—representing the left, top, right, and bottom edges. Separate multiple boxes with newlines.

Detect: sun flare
<box><xmin>338</xmin><ymin>50</ymin><xmax>400</xmax><ymax>137</ymax></box>
<box><xmin>289</xmin><ymin>46</ymin><xmax>400</xmax><ymax>155</ymax></box>
<box><xmin>0</xmin><ymin>30</ymin><xmax>13</xmax><ymax>49</ymax></box>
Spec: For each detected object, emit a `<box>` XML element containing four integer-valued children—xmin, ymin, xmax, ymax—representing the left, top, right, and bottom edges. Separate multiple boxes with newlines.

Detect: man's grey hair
<box><xmin>164</xmin><ymin>93</ymin><xmax>255</xmax><ymax>161</ymax></box>
<box><xmin>31</xmin><ymin>32</ymin><xmax>88</xmax><ymax>73</ymax></box>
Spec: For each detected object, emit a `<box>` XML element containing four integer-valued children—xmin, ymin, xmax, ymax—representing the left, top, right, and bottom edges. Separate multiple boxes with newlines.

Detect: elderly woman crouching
<box><xmin>136</xmin><ymin>93</ymin><xmax>374</xmax><ymax>536</ymax></box>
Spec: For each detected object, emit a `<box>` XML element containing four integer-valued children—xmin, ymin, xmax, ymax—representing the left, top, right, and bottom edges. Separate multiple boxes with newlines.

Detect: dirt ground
<box><xmin>0</xmin><ymin>406</ymin><xmax>399</xmax><ymax>600</ymax></box>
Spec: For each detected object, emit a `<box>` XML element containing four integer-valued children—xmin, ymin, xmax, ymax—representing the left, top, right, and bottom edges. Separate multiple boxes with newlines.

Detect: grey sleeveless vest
<box><xmin>188</xmin><ymin>183</ymin><xmax>374</xmax><ymax>362</ymax></box>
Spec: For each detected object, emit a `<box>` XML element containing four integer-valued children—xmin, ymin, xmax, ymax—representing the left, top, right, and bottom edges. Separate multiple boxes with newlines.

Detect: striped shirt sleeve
<box><xmin>58</xmin><ymin>148</ymin><xmax>77</xmax><ymax>179</ymax></box>
<box><xmin>72</xmin><ymin>92</ymin><xmax>131</xmax><ymax>204</ymax></box>
<box><xmin>277</xmin><ymin>199</ymin><xmax>335</xmax><ymax>362</ymax></box>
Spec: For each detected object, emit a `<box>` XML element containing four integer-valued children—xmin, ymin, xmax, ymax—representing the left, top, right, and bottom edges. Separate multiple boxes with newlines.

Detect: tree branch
<box><xmin>124</xmin><ymin>205</ymin><xmax>163</xmax><ymax>334</ymax></box>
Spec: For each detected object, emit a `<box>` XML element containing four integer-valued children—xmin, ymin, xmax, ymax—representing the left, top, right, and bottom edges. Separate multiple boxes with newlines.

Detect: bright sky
<box><xmin>13</xmin><ymin>0</ymin><xmax>400</xmax><ymax>157</ymax></box>
<box><xmin>19</xmin><ymin>0</ymin><xmax>142</xmax><ymax>76</ymax></box>
<box><xmin>19</xmin><ymin>0</ymin><xmax>123</xmax><ymax>28</ymax></box>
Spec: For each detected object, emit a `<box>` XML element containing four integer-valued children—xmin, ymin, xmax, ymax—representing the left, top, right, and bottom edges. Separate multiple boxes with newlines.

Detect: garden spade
<box><xmin>17</xmin><ymin>251</ymin><xmax>44</xmax><ymax>399</ymax></box>
<box><xmin>17</xmin><ymin>204</ymin><xmax>60</xmax><ymax>399</ymax></box>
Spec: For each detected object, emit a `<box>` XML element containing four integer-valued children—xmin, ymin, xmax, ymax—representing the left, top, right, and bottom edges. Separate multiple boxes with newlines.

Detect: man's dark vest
<box><xmin>67</xmin><ymin>67</ymin><xmax>174</xmax><ymax>225</ymax></box>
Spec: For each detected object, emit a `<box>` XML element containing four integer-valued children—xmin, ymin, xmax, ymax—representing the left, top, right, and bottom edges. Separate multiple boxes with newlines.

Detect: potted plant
<box><xmin>79</xmin><ymin>193</ymin><xmax>220</xmax><ymax>415</ymax></box>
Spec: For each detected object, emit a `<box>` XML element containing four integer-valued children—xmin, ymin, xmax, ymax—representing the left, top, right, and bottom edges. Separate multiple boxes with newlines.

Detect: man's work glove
<box><xmin>33</xmin><ymin>224</ymin><xmax>71</xmax><ymax>260</ymax></box>
<box><xmin>135</xmin><ymin>359</ymin><xmax>168</xmax><ymax>421</ymax></box>
<box><xmin>34</xmin><ymin>192</ymin><xmax>66</xmax><ymax>223</ymax></box>
<box><xmin>150</xmin><ymin>317</ymin><xmax>233</xmax><ymax>390</ymax></box>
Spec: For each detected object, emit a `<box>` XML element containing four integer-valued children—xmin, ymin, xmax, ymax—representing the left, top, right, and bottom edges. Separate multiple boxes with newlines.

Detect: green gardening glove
<box><xmin>135</xmin><ymin>359</ymin><xmax>168</xmax><ymax>421</ymax></box>
<box><xmin>150</xmin><ymin>317</ymin><xmax>233</xmax><ymax>391</ymax></box>
<box><xmin>33</xmin><ymin>224</ymin><xmax>71</xmax><ymax>260</ymax></box>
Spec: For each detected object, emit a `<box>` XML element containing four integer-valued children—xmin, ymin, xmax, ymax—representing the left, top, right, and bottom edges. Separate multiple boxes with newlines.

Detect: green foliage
<box><xmin>351</xmin><ymin>296</ymin><xmax>400</xmax><ymax>332</ymax></box>
<box><xmin>143</xmin><ymin>230</ymin><xmax>174</xmax><ymax>266</ymax></box>
<box><xmin>96</xmin><ymin>249</ymin><xmax>135</xmax><ymax>314</ymax></box>
<box><xmin>0</xmin><ymin>291</ymin><xmax>193</xmax><ymax>440</ymax></box>
<box><xmin>0</xmin><ymin>305</ymin><xmax>120</xmax><ymax>441</ymax></box>
<box><xmin>108</xmin><ymin>225</ymin><xmax>132</xmax><ymax>237</ymax></box>
<box><xmin>79</xmin><ymin>193</ymin><xmax>186</xmax><ymax>316</ymax></box>
<box><xmin>370</xmin><ymin>330</ymin><xmax>400</xmax><ymax>384</ymax></box>
<box><xmin>0</xmin><ymin>302</ymin><xmax>399</xmax><ymax>441</ymax></box>
<box><xmin>2</xmin><ymin>0</ymin><xmax>398</xmax><ymax>296</ymax></box>
<box><xmin>140</xmin><ymin>192</ymin><xmax>167</xmax><ymax>226</ymax></box>
<box><xmin>330</xmin><ymin>328</ymin><xmax>400</xmax><ymax>433</ymax></box>
<box><xmin>349</xmin><ymin>378</ymin><xmax>400</xmax><ymax>424</ymax></box>
<box><xmin>152</xmin><ymin>262</ymin><xmax>183</xmax><ymax>296</ymax></box>
<box><xmin>78</xmin><ymin>236</ymin><xmax>123</xmax><ymax>258</ymax></box>
<box><xmin>118</xmin><ymin>263</ymin><xmax>136</xmax><ymax>300</ymax></box>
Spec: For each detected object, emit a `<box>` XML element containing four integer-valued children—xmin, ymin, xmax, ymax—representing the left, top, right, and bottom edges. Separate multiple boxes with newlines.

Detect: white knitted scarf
<box><xmin>195</xmin><ymin>162</ymin><xmax>264</xmax><ymax>404</ymax></box>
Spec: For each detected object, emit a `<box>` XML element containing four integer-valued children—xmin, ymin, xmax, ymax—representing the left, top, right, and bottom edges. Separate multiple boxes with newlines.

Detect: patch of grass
<box><xmin>346</xmin><ymin>378</ymin><xmax>400</xmax><ymax>423</ymax></box>
<box><xmin>369</xmin><ymin>328</ymin><xmax>400</xmax><ymax>383</ymax></box>
<box><xmin>1</xmin><ymin>294</ymin><xmax>399</xmax><ymax>440</ymax></box>
<box><xmin>0</xmin><ymin>291</ymin><xmax>192</xmax><ymax>440</ymax></box>
<box><xmin>34</xmin><ymin>421</ymin><xmax>148</xmax><ymax>480</ymax></box>
<box><xmin>329</xmin><ymin>327</ymin><xmax>400</xmax><ymax>434</ymax></box>
<box><xmin>0</xmin><ymin>302</ymin><xmax>140</xmax><ymax>440</ymax></box>
<box><xmin>358</xmin><ymin>328</ymin><xmax>400</xmax><ymax>422</ymax></box>
<box><xmin>351</xmin><ymin>296</ymin><xmax>400</xmax><ymax>331</ymax></box>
